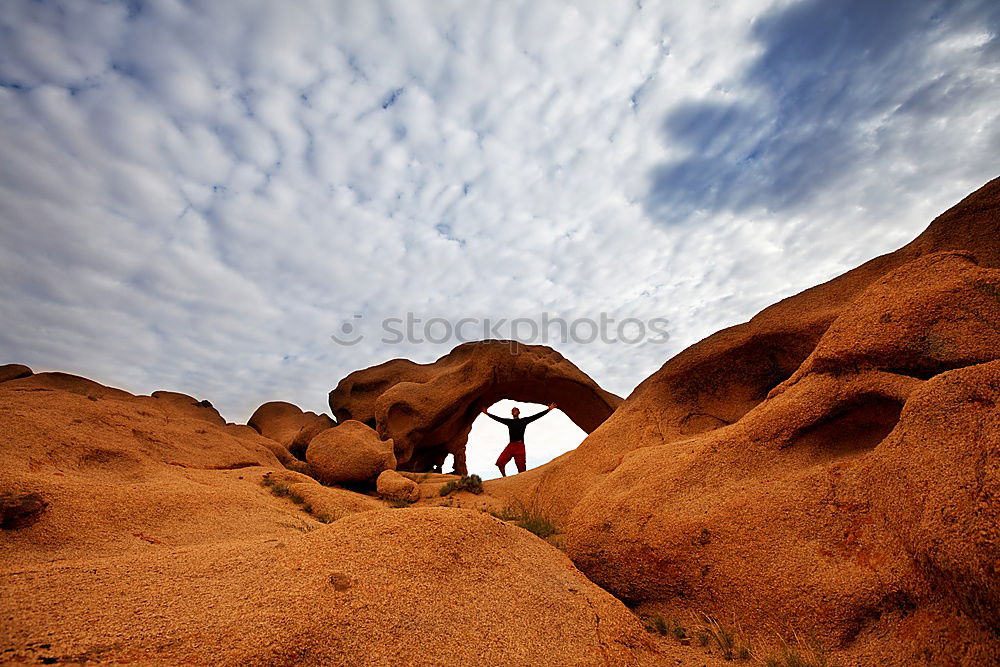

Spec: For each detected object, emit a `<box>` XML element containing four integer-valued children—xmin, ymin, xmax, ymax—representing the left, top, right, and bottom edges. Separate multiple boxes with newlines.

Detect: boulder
<box><xmin>248</xmin><ymin>401</ymin><xmax>334</xmax><ymax>459</ymax></box>
<box><xmin>305</xmin><ymin>420</ymin><xmax>396</xmax><ymax>485</ymax></box>
<box><xmin>376</xmin><ymin>470</ymin><xmax>420</xmax><ymax>503</ymax></box>
<box><xmin>330</xmin><ymin>341</ymin><xmax>622</xmax><ymax>475</ymax></box>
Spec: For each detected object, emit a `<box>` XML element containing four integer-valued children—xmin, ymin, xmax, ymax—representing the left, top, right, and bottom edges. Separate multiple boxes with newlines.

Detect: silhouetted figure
<box><xmin>481</xmin><ymin>403</ymin><xmax>557</xmax><ymax>477</ymax></box>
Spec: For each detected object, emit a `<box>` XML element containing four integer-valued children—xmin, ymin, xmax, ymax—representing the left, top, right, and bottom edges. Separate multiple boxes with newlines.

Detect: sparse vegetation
<box><xmin>762</xmin><ymin>633</ymin><xmax>830</xmax><ymax>667</ymax></box>
<box><xmin>488</xmin><ymin>501</ymin><xmax>558</xmax><ymax>539</ymax></box>
<box><xmin>388</xmin><ymin>498</ymin><xmax>414</xmax><ymax>508</ymax></box>
<box><xmin>690</xmin><ymin>614</ymin><xmax>752</xmax><ymax>661</ymax></box>
<box><xmin>671</xmin><ymin>618</ymin><xmax>687</xmax><ymax>640</ymax></box>
<box><xmin>262</xmin><ymin>476</ymin><xmax>290</xmax><ymax>498</ymax></box>
<box><xmin>438</xmin><ymin>474</ymin><xmax>484</xmax><ymax>496</ymax></box>
<box><xmin>648</xmin><ymin>614</ymin><xmax>669</xmax><ymax>635</ymax></box>
<box><xmin>262</xmin><ymin>474</ymin><xmax>339</xmax><ymax>524</ymax></box>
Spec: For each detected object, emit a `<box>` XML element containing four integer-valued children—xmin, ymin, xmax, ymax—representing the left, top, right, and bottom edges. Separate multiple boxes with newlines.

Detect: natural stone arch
<box><xmin>329</xmin><ymin>341</ymin><xmax>622</xmax><ymax>475</ymax></box>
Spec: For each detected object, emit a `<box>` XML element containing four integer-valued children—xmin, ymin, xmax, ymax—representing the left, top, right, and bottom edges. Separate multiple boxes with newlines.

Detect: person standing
<box><xmin>481</xmin><ymin>403</ymin><xmax>557</xmax><ymax>477</ymax></box>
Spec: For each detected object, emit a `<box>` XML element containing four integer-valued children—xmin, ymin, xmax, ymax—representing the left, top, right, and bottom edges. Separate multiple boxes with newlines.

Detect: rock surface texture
<box><xmin>329</xmin><ymin>341</ymin><xmax>622</xmax><ymax>475</ymax></box>
<box><xmin>492</xmin><ymin>176</ymin><xmax>1000</xmax><ymax>665</ymax></box>
<box><xmin>248</xmin><ymin>400</ymin><xmax>334</xmax><ymax>459</ymax></box>
<box><xmin>375</xmin><ymin>469</ymin><xmax>421</xmax><ymax>503</ymax></box>
<box><xmin>305</xmin><ymin>420</ymin><xmax>396</xmax><ymax>485</ymax></box>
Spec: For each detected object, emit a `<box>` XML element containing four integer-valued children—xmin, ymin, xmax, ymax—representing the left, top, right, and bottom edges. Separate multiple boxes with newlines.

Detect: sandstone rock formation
<box><xmin>491</xmin><ymin>176</ymin><xmax>1000</xmax><ymax>664</ymax></box>
<box><xmin>305</xmin><ymin>420</ymin><xmax>396</xmax><ymax>485</ymax></box>
<box><xmin>0</xmin><ymin>375</ymin><xmax>370</xmax><ymax>562</ymax></box>
<box><xmin>148</xmin><ymin>390</ymin><xmax>226</xmax><ymax>426</ymax></box>
<box><xmin>330</xmin><ymin>341</ymin><xmax>622</xmax><ymax>475</ymax></box>
<box><xmin>0</xmin><ymin>363</ymin><xmax>32</xmax><ymax>383</ymax></box>
<box><xmin>376</xmin><ymin>469</ymin><xmax>421</xmax><ymax>503</ymax></box>
<box><xmin>248</xmin><ymin>400</ymin><xmax>334</xmax><ymax>459</ymax></box>
<box><xmin>1</xmin><ymin>508</ymin><xmax>672</xmax><ymax>665</ymax></box>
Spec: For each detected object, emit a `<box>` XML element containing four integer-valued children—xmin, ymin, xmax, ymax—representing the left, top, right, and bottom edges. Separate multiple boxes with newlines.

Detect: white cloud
<box><xmin>1</xmin><ymin>0</ymin><xmax>998</xmax><ymax>477</ymax></box>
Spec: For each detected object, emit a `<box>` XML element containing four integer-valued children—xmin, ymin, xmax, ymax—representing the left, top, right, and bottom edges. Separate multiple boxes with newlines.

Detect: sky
<box><xmin>1</xmin><ymin>0</ymin><xmax>998</xmax><ymax>477</ymax></box>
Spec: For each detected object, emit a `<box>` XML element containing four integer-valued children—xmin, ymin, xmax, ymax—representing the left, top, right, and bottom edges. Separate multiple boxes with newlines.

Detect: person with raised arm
<box><xmin>481</xmin><ymin>402</ymin><xmax>557</xmax><ymax>477</ymax></box>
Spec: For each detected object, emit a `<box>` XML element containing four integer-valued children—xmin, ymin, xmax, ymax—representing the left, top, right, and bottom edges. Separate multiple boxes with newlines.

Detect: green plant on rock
<box><xmin>438</xmin><ymin>474</ymin><xmax>484</xmax><ymax>496</ymax></box>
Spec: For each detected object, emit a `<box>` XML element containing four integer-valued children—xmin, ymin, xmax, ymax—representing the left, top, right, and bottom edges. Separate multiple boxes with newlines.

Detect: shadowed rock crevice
<box><xmin>787</xmin><ymin>393</ymin><xmax>904</xmax><ymax>463</ymax></box>
<box><xmin>672</xmin><ymin>330</ymin><xmax>821</xmax><ymax>434</ymax></box>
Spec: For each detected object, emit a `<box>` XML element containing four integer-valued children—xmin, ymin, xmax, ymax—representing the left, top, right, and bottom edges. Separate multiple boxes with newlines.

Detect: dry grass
<box><xmin>760</xmin><ymin>631</ymin><xmax>830</xmax><ymax>667</ymax></box>
<box><xmin>488</xmin><ymin>501</ymin><xmax>558</xmax><ymax>539</ymax></box>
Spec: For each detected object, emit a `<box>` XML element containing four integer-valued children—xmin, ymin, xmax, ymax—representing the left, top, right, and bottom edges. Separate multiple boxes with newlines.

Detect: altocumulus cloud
<box><xmin>0</xmin><ymin>0</ymin><xmax>998</xmax><ymax>474</ymax></box>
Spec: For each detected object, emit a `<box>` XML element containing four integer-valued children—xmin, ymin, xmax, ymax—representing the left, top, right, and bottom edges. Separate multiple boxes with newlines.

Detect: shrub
<box><xmin>438</xmin><ymin>474</ymin><xmax>484</xmax><ymax>496</ymax></box>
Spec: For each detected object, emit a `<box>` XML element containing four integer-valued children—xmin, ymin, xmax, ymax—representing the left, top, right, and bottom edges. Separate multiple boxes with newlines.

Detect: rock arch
<box><xmin>329</xmin><ymin>341</ymin><xmax>622</xmax><ymax>475</ymax></box>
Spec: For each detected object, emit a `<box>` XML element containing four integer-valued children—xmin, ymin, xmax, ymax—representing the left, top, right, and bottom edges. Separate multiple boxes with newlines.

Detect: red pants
<box><xmin>496</xmin><ymin>441</ymin><xmax>526</xmax><ymax>473</ymax></box>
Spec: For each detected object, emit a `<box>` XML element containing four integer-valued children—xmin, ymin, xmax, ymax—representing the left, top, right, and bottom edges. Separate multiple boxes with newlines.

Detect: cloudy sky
<box><xmin>2</xmin><ymin>0</ymin><xmax>998</xmax><ymax>476</ymax></box>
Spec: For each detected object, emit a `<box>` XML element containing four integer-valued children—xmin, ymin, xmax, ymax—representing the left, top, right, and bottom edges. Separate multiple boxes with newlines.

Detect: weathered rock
<box><xmin>2</xmin><ymin>371</ymin><xmax>134</xmax><ymax>400</ymax></box>
<box><xmin>778</xmin><ymin>251</ymin><xmax>1000</xmax><ymax>383</ymax></box>
<box><xmin>0</xmin><ymin>364</ymin><xmax>32</xmax><ymax>383</ymax></box>
<box><xmin>287</xmin><ymin>482</ymin><xmax>383</xmax><ymax>519</ymax></box>
<box><xmin>868</xmin><ymin>360</ymin><xmax>1000</xmax><ymax>630</ymax></box>
<box><xmin>509</xmin><ymin>176</ymin><xmax>1000</xmax><ymax>522</ymax></box>
<box><xmin>330</xmin><ymin>341</ymin><xmax>622</xmax><ymax>475</ymax></box>
<box><xmin>147</xmin><ymin>390</ymin><xmax>226</xmax><ymax>426</ymax></box>
<box><xmin>376</xmin><ymin>470</ymin><xmax>420</xmax><ymax>503</ymax></box>
<box><xmin>305</xmin><ymin>420</ymin><xmax>396</xmax><ymax>485</ymax></box>
<box><xmin>1</xmin><ymin>508</ymin><xmax>668</xmax><ymax>665</ymax></box>
<box><xmin>0</xmin><ymin>377</ymin><xmax>298</xmax><ymax>561</ymax></box>
<box><xmin>248</xmin><ymin>401</ymin><xmax>334</xmax><ymax>459</ymax></box>
<box><xmin>489</xmin><ymin>177</ymin><xmax>1000</xmax><ymax>664</ymax></box>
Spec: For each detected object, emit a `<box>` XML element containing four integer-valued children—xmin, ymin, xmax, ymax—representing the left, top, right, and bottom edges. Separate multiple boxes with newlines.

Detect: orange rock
<box><xmin>376</xmin><ymin>469</ymin><xmax>420</xmax><ymax>503</ymax></box>
<box><xmin>0</xmin><ymin>364</ymin><xmax>32</xmax><ymax>383</ymax></box>
<box><xmin>491</xmin><ymin>176</ymin><xmax>1000</xmax><ymax>663</ymax></box>
<box><xmin>305</xmin><ymin>420</ymin><xmax>396</xmax><ymax>485</ymax></box>
<box><xmin>147</xmin><ymin>390</ymin><xmax>226</xmax><ymax>426</ymax></box>
<box><xmin>1</xmin><ymin>508</ymin><xmax>668</xmax><ymax>665</ymax></box>
<box><xmin>248</xmin><ymin>401</ymin><xmax>334</xmax><ymax>459</ymax></box>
